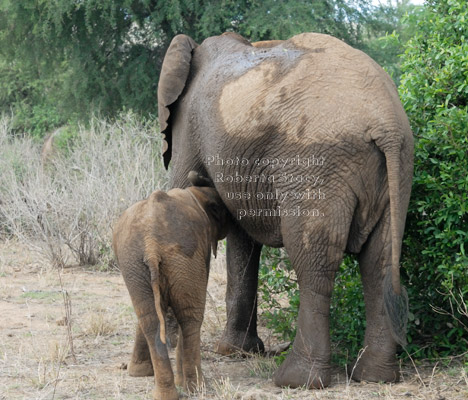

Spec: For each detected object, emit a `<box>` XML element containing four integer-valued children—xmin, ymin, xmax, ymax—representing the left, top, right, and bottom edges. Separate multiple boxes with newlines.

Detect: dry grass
<box><xmin>211</xmin><ymin>376</ymin><xmax>241</xmax><ymax>399</ymax></box>
<box><xmin>83</xmin><ymin>307</ymin><xmax>118</xmax><ymax>338</ymax></box>
<box><xmin>1</xmin><ymin>242</ymin><xmax>468</xmax><ymax>400</ymax></box>
<box><xmin>246</xmin><ymin>355</ymin><xmax>277</xmax><ymax>380</ymax></box>
<box><xmin>0</xmin><ymin>113</ymin><xmax>167</xmax><ymax>269</ymax></box>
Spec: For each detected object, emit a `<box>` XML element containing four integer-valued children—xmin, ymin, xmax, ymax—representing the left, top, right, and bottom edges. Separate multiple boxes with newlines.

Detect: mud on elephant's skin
<box><xmin>156</xmin><ymin>31</ymin><xmax>414</xmax><ymax>389</ymax></box>
<box><xmin>112</xmin><ymin>172</ymin><xmax>230</xmax><ymax>400</ymax></box>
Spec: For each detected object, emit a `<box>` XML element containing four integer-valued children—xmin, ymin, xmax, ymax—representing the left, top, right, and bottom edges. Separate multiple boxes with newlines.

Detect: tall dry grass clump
<box><xmin>0</xmin><ymin>113</ymin><xmax>167</xmax><ymax>268</ymax></box>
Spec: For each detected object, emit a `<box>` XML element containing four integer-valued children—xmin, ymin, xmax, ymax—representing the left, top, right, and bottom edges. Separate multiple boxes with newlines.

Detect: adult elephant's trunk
<box><xmin>379</xmin><ymin>141</ymin><xmax>409</xmax><ymax>347</ymax></box>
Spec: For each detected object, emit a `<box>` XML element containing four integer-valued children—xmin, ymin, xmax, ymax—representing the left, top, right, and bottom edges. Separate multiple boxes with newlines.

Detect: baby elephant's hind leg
<box><xmin>179</xmin><ymin>321</ymin><xmax>203</xmax><ymax>392</ymax></box>
<box><xmin>128</xmin><ymin>323</ymin><xmax>154</xmax><ymax>377</ymax></box>
<box><xmin>175</xmin><ymin>325</ymin><xmax>184</xmax><ymax>387</ymax></box>
<box><xmin>170</xmin><ymin>272</ymin><xmax>206</xmax><ymax>392</ymax></box>
<box><xmin>121</xmin><ymin>262</ymin><xmax>178</xmax><ymax>400</ymax></box>
<box><xmin>136</xmin><ymin>299</ymin><xmax>178</xmax><ymax>400</ymax></box>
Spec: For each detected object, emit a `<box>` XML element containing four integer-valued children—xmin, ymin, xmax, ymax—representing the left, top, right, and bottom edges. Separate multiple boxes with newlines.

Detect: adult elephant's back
<box><xmin>182</xmin><ymin>33</ymin><xmax>411</xmax><ymax>247</ymax></box>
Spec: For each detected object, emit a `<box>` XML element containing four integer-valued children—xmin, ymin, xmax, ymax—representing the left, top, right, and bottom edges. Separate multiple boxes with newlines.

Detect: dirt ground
<box><xmin>1</xmin><ymin>239</ymin><xmax>467</xmax><ymax>400</ymax></box>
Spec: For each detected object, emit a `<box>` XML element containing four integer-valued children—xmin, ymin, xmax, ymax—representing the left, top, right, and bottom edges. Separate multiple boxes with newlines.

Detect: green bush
<box><xmin>12</xmin><ymin>103</ymin><xmax>64</xmax><ymax>138</ymax></box>
<box><xmin>399</xmin><ymin>0</ymin><xmax>468</xmax><ymax>357</ymax></box>
<box><xmin>329</xmin><ymin>256</ymin><xmax>365</xmax><ymax>365</ymax></box>
<box><xmin>0</xmin><ymin>59</ymin><xmax>66</xmax><ymax>138</ymax></box>
<box><xmin>364</xmin><ymin>1</ymin><xmax>424</xmax><ymax>85</ymax></box>
<box><xmin>258</xmin><ymin>247</ymin><xmax>298</xmax><ymax>343</ymax></box>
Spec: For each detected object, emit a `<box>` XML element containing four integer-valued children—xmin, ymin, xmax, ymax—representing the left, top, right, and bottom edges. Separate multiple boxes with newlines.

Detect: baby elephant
<box><xmin>112</xmin><ymin>172</ymin><xmax>230</xmax><ymax>400</ymax></box>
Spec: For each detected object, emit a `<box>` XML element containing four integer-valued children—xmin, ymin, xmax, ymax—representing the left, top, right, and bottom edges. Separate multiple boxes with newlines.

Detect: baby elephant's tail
<box><xmin>150</xmin><ymin>264</ymin><xmax>167</xmax><ymax>344</ymax></box>
<box><xmin>144</xmin><ymin>240</ymin><xmax>167</xmax><ymax>345</ymax></box>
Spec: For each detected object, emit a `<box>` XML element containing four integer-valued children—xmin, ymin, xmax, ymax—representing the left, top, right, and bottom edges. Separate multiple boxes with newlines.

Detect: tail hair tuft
<box><xmin>384</xmin><ymin>271</ymin><xmax>409</xmax><ymax>347</ymax></box>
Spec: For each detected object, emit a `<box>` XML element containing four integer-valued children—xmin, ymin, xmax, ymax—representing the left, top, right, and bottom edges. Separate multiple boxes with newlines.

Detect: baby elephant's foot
<box><xmin>128</xmin><ymin>359</ymin><xmax>154</xmax><ymax>377</ymax></box>
<box><xmin>273</xmin><ymin>350</ymin><xmax>331</xmax><ymax>389</ymax></box>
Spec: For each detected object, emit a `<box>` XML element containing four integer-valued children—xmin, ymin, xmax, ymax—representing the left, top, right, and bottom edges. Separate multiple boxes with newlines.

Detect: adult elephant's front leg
<box><xmin>216</xmin><ymin>225</ymin><xmax>264</xmax><ymax>354</ymax></box>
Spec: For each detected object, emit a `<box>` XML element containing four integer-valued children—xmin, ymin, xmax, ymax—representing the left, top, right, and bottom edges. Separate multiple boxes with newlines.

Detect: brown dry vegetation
<box><xmin>1</xmin><ymin>240</ymin><xmax>467</xmax><ymax>400</ymax></box>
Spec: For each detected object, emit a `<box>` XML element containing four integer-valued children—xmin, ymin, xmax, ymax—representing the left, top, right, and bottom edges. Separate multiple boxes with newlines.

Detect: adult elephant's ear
<box><xmin>158</xmin><ymin>34</ymin><xmax>198</xmax><ymax>169</ymax></box>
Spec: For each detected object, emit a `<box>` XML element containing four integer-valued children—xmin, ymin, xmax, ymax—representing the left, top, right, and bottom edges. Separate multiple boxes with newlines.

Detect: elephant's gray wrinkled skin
<box><xmin>155</xmin><ymin>32</ymin><xmax>413</xmax><ymax>389</ymax></box>
<box><xmin>112</xmin><ymin>172</ymin><xmax>230</xmax><ymax>400</ymax></box>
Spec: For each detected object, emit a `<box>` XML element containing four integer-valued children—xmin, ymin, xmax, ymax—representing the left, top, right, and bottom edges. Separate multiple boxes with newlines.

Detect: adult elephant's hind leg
<box><xmin>274</xmin><ymin>214</ymin><xmax>349</xmax><ymax>389</ymax></box>
<box><xmin>216</xmin><ymin>226</ymin><xmax>264</xmax><ymax>355</ymax></box>
<box><xmin>351</xmin><ymin>210</ymin><xmax>401</xmax><ymax>383</ymax></box>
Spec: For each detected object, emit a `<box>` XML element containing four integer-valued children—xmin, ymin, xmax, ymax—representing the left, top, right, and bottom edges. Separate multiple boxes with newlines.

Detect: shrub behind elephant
<box><xmin>112</xmin><ymin>172</ymin><xmax>229</xmax><ymax>400</ymax></box>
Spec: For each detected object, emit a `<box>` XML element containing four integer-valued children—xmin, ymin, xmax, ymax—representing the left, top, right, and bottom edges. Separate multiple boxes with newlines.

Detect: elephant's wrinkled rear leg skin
<box><xmin>121</xmin><ymin>266</ymin><xmax>178</xmax><ymax>400</ymax></box>
<box><xmin>273</xmin><ymin>289</ymin><xmax>334</xmax><ymax>389</ymax></box>
<box><xmin>179</xmin><ymin>322</ymin><xmax>204</xmax><ymax>393</ymax></box>
<box><xmin>128</xmin><ymin>323</ymin><xmax>154</xmax><ymax>377</ymax></box>
<box><xmin>274</xmin><ymin>218</ymin><xmax>349</xmax><ymax>389</ymax></box>
<box><xmin>137</xmin><ymin>305</ymin><xmax>179</xmax><ymax>400</ymax></box>
<box><xmin>217</xmin><ymin>227</ymin><xmax>264</xmax><ymax>355</ymax></box>
<box><xmin>351</xmin><ymin>210</ymin><xmax>400</xmax><ymax>383</ymax></box>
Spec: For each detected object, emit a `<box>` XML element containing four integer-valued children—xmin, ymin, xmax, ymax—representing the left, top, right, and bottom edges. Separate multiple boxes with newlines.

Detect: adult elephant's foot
<box><xmin>216</xmin><ymin>331</ymin><xmax>264</xmax><ymax>355</ymax></box>
<box><xmin>273</xmin><ymin>350</ymin><xmax>331</xmax><ymax>389</ymax></box>
<box><xmin>128</xmin><ymin>359</ymin><xmax>154</xmax><ymax>377</ymax></box>
<box><xmin>348</xmin><ymin>348</ymin><xmax>400</xmax><ymax>383</ymax></box>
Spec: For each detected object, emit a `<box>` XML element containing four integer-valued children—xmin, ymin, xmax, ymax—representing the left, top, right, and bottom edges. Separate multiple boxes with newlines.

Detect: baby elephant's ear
<box><xmin>188</xmin><ymin>171</ymin><xmax>214</xmax><ymax>187</ymax></box>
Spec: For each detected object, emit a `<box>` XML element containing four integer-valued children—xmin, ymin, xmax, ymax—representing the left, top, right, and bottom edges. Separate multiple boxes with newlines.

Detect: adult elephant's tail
<box><xmin>380</xmin><ymin>142</ymin><xmax>409</xmax><ymax>347</ymax></box>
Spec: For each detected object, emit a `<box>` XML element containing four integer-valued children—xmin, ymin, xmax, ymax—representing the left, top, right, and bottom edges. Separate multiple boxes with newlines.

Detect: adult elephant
<box><xmin>153</xmin><ymin>32</ymin><xmax>413</xmax><ymax>389</ymax></box>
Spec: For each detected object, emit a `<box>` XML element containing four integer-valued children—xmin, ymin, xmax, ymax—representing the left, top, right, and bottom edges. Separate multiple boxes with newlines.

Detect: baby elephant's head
<box><xmin>187</xmin><ymin>171</ymin><xmax>231</xmax><ymax>256</ymax></box>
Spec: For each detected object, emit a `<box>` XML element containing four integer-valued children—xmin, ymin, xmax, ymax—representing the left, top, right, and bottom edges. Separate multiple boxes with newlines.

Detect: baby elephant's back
<box><xmin>150</xmin><ymin>188</ymin><xmax>211</xmax><ymax>260</ymax></box>
<box><xmin>113</xmin><ymin>188</ymin><xmax>210</xmax><ymax>264</ymax></box>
